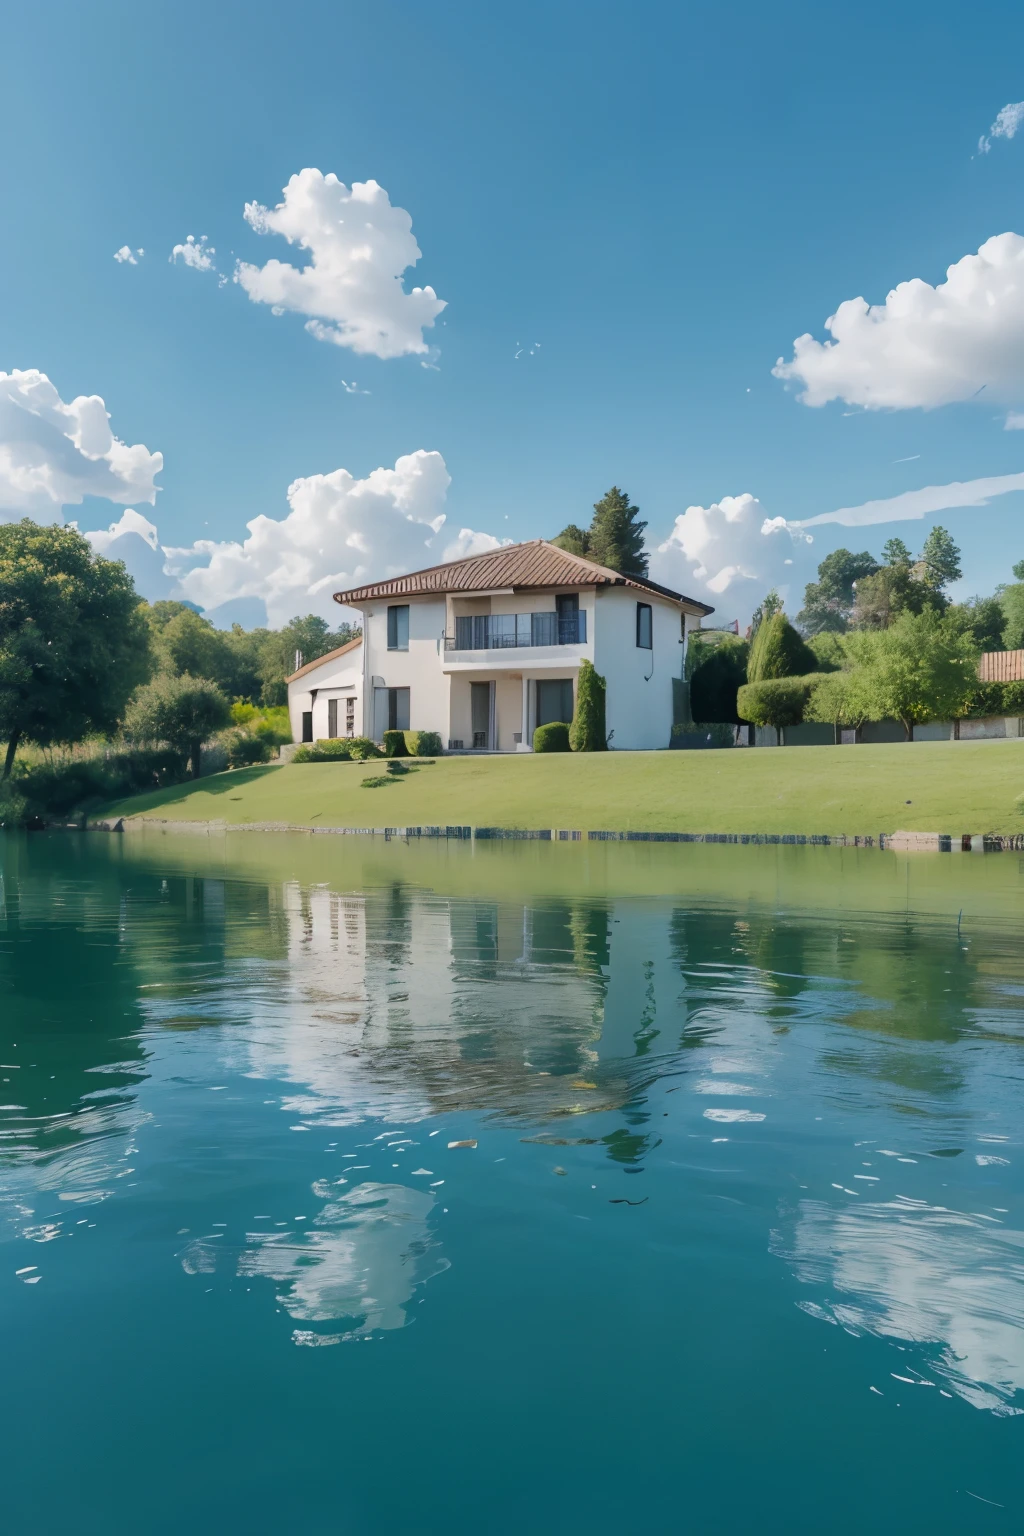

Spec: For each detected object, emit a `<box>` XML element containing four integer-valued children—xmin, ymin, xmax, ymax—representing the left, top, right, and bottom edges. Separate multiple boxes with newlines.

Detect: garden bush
<box><xmin>346</xmin><ymin>736</ymin><xmax>384</xmax><ymax>760</ymax></box>
<box><xmin>569</xmin><ymin>661</ymin><xmax>607</xmax><ymax>751</ymax></box>
<box><xmin>3</xmin><ymin>746</ymin><xmax>188</xmax><ymax>825</ymax></box>
<box><xmin>737</xmin><ymin>675</ymin><xmax>814</xmax><ymax>736</ymax></box>
<box><xmin>746</xmin><ymin>613</ymin><xmax>818</xmax><ymax>684</ymax></box>
<box><xmin>403</xmin><ymin>730</ymin><xmax>443</xmax><ymax>757</ymax></box>
<box><xmin>532</xmin><ymin>721</ymin><xmax>571</xmax><ymax>753</ymax></box>
<box><xmin>226</xmin><ymin>731</ymin><xmax>273</xmax><ymax>768</ymax></box>
<box><xmin>292</xmin><ymin>739</ymin><xmax>354</xmax><ymax>763</ymax></box>
<box><xmin>383</xmin><ymin>729</ymin><xmax>409</xmax><ymax>758</ymax></box>
<box><xmin>687</xmin><ymin>634</ymin><xmax>749</xmax><ymax>723</ymax></box>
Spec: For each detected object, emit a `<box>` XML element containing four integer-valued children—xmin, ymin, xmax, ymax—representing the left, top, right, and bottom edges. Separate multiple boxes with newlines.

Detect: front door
<box><xmin>471</xmin><ymin>681</ymin><xmax>492</xmax><ymax>750</ymax></box>
<box><xmin>535</xmin><ymin>678</ymin><xmax>574</xmax><ymax>728</ymax></box>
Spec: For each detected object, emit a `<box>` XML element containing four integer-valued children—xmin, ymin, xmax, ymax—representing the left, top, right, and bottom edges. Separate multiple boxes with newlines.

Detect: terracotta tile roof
<box><xmin>285</xmin><ymin>635</ymin><xmax>362</xmax><ymax>684</ymax></box>
<box><xmin>979</xmin><ymin>648</ymin><xmax>1024</xmax><ymax>683</ymax></box>
<box><xmin>333</xmin><ymin>539</ymin><xmax>714</xmax><ymax>613</ymax></box>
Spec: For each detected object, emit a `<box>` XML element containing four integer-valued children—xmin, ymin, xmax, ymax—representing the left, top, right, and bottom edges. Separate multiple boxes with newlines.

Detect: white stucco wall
<box><xmin>592</xmin><ymin>587</ymin><xmax>687</xmax><ymax>751</ymax></box>
<box><xmin>287</xmin><ymin>644</ymin><xmax>363</xmax><ymax>743</ymax></box>
<box><xmin>358</xmin><ymin>597</ymin><xmax>450</xmax><ymax>740</ymax></box>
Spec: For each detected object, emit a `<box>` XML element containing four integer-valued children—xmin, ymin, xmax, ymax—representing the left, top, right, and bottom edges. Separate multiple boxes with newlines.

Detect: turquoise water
<box><xmin>2</xmin><ymin>833</ymin><xmax>1023</xmax><ymax>1532</ymax></box>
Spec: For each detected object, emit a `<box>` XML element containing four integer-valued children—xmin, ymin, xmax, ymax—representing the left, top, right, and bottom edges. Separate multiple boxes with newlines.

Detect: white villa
<box><xmin>286</xmin><ymin>540</ymin><xmax>712</xmax><ymax>752</ymax></box>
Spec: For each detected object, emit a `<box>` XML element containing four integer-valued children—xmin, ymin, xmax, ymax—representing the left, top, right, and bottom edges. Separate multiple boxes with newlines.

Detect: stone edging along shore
<box><xmin>86</xmin><ymin>818</ymin><xmax>1024</xmax><ymax>852</ymax></box>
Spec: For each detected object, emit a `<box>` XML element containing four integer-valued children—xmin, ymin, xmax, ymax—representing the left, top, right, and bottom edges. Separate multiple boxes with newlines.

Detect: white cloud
<box><xmin>82</xmin><ymin>508</ymin><xmax>160</xmax><ymax>553</ymax></box>
<box><xmin>160</xmin><ymin>449</ymin><xmax>503</xmax><ymax>626</ymax></box>
<box><xmin>0</xmin><ymin>369</ymin><xmax>162</xmax><ymax>517</ymax></box>
<box><xmin>787</xmin><ymin>471</ymin><xmax>1024</xmax><ymax>530</ymax></box>
<box><xmin>170</xmin><ymin>235</ymin><xmax>215</xmax><ymax>271</ymax></box>
<box><xmin>113</xmin><ymin>246</ymin><xmax>143</xmax><ymax>265</ymax></box>
<box><xmin>234</xmin><ymin>168</ymin><xmax>446</xmax><ymax>359</ymax></box>
<box><xmin>774</xmin><ymin>232</ymin><xmax>1024</xmax><ymax>410</ymax></box>
<box><xmin>1004</xmin><ymin>412</ymin><xmax>1024</xmax><ymax>430</ymax></box>
<box><xmin>650</xmin><ymin>493</ymin><xmax>811</xmax><ymax>617</ymax></box>
<box><xmin>979</xmin><ymin>100</ymin><xmax>1024</xmax><ymax>153</ymax></box>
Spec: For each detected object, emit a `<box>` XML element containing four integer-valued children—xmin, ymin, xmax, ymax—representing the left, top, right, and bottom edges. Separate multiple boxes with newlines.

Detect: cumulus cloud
<box><xmin>786</xmin><ymin>471</ymin><xmax>1024</xmax><ymax>530</ymax></box>
<box><xmin>774</xmin><ymin>233</ymin><xmax>1024</xmax><ymax>410</ymax></box>
<box><xmin>0</xmin><ymin>369</ymin><xmax>162</xmax><ymax>517</ymax></box>
<box><xmin>160</xmin><ymin>449</ymin><xmax>504</xmax><ymax>626</ymax></box>
<box><xmin>170</xmin><ymin>235</ymin><xmax>215</xmax><ymax>271</ymax></box>
<box><xmin>113</xmin><ymin>246</ymin><xmax>143</xmax><ymax>264</ymax></box>
<box><xmin>649</xmin><ymin>493</ymin><xmax>811</xmax><ymax>617</ymax></box>
<box><xmin>234</xmin><ymin>168</ymin><xmax>446</xmax><ymax>359</ymax></box>
<box><xmin>979</xmin><ymin>100</ymin><xmax>1024</xmax><ymax>154</ymax></box>
<box><xmin>82</xmin><ymin>507</ymin><xmax>160</xmax><ymax>553</ymax></box>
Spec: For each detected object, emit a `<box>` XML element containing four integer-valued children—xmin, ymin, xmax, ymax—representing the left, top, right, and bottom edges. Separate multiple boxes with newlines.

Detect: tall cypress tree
<box><xmin>587</xmin><ymin>487</ymin><xmax>648</xmax><ymax>578</ymax></box>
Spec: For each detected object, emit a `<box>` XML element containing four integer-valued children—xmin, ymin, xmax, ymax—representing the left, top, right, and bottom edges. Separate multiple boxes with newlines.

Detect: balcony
<box><xmin>446</xmin><ymin>611</ymin><xmax>586</xmax><ymax>651</ymax></box>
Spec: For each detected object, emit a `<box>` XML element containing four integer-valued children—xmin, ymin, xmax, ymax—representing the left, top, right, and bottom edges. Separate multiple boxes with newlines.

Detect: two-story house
<box><xmin>321</xmin><ymin>539</ymin><xmax>711</xmax><ymax>752</ymax></box>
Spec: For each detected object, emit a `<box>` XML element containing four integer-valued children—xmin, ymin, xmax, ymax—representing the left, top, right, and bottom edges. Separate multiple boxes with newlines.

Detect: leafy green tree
<box><xmin>881</xmin><ymin>536</ymin><xmax>912</xmax><ymax>568</ymax></box>
<box><xmin>736</xmin><ymin>676</ymin><xmax>814</xmax><ymax>743</ymax></box>
<box><xmin>1000</xmin><ymin>564</ymin><xmax>1024</xmax><ymax>650</ymax></box>
<box><xmin>553</xmin><ymin>488</ymin><xmax>648</xmax><ymax>577</ymax></box>
<box><xmin>749</xmin><ymin>588</ymin><xmax>783</xmax><ymax>637</ymax></box>
<box><xmin>843</xmin><ymin>610</ymin><xmax>979</xmax><ymax>739</ymax></box>
<box><xmin>746</xmin><ymin>611</ymin><xmax>817</xmax><ymax>683</ymax></box>
<box><xmin>919</xmin><ymin>525</ymin><xmax>962</xmax><ymax>592</ymax></box>
<box><xmin>803</xmin><ymin>669</ymin><xmax>867</xmax><ymax>729</ymax></box>
<box><xmin>550</xmin><ymin>524</ymin><xmax>591</xmax><ymax>558</ymax></box>
<box><xmin>797</xmin><ymin>549</ymin><xmax>879</xmax><ymax>634</ymax></box>
<box><xmin>127</xmin><ymin>673</ymin><xmax>231</xmax><ymax>777</ymax></box>
<box><xmin>569</xmin><ymin>660</ymin><xmax>607</xmax><ymax>750</ymax></box>
<box><xmin>943</xmin><ymin>597</ymin><xmax>1006</xmax><ymax>653</ymax></box>
<box><xmin>0</xmin><ymin>520</ymin><xmax>153</xmax><ymax>779</ymax></box>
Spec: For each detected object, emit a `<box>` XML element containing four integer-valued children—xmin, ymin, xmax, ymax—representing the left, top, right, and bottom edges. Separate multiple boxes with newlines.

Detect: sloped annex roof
<box><xmin>333</xmin><ymin>539</ymin><xmax>714</xmax><ymax>614</ymax></box>
<box><xmin>285</xmin><ymin>635</ymin><xmax>362</xmax><ymax>684</ymax></box>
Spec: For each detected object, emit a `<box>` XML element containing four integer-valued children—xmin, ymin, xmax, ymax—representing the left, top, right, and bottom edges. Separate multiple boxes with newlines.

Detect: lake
<box><xmin>1</xmin><ymin>830</ymin><xmax>1023</xmax><ymax>1533</ymax></box>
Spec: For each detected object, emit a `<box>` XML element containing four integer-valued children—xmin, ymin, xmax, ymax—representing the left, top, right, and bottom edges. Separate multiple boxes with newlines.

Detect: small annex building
<box><xmin>285</xmin><ymin>636</ymin><xmax>363</xmax><ymax>745</ymax></box>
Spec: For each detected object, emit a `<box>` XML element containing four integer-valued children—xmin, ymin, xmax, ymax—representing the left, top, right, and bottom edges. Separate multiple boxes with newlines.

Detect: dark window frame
<box><xmin>387</xmin><ymin>604</ymin><xmax>410</xmax><ymax>651</ymax></box>
<box><xmin>636</xmin><ymin>602</ymin><xmax>653</xmax><ymax>649</ymax></box>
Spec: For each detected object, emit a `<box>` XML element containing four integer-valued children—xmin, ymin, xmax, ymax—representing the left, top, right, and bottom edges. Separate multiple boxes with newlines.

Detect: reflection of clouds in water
<box><xmin>772</xmin><ymin>1196</ymin><xmax>1024</xmax><ymax>1413</ymax></box>
<box><xmin>182</xmin><ymin>1182</ymin><xmax>446</xmax><ymax>1344</ymax></box>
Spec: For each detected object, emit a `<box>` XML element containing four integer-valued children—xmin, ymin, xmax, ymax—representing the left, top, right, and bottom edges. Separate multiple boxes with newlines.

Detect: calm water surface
<box><xmin>2</xmin><ymin>832</ymin><xmax>1023</xmax><ymax>1533</ymax></box>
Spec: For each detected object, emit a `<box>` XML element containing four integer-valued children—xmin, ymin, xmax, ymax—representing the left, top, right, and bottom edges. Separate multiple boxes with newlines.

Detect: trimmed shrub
<box><xmin>569</xmin><ymin>661</ymin><xmax>607</xmax><ymax>751</ymax></box>
<box><xmin>404</xmin><ymin>729</ymin><xmax>443</xmax><ymax>757</ymax></box>
<box><xmin>345</xmin><ymin>736</ymin><xmax>384</xmax><ymax>760</ymax></box>
<box><xmin>532</xmin><ymin>721</ymin><xmax>571</xmax><ymax>753</ymax></box>
<box><xmin>383</xmin><ymin>729</ymin><xmax>409</xmax><ymax>758</ymax></box>
<box><xmin>292</xmin><ymin>739</ymin><xmax>354</xmax><ymax>763</ymax></box>
<box><xmin>737</xmin><ymin>676</ymin><xmax>814</xmax><ymax>735</ymax></box>
<box><xmin>747</xmin><ymin>613</ymin><xmax>818</xmax><ymax>684</ymax></box>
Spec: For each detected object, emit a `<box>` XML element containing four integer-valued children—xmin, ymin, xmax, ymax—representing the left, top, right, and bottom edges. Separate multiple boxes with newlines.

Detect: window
<box><xmin>636</xmin><ymin>602</ymin><xmax>653</xmax><ymax>649</ymax></box>
<box><xmin>536</xmin><ymin>678</ymin><xmax>574</xmax><ymax>728</ymax></box>
<box><xmin>301</xmin><ymin>711</ymin><xmax>313</xmax><ymax>743</ymax></box>
<box><xmin>327</xmin><ymin>698</ymin><xmax>338</xmax><ymax>738</ymax></box>
<box><xmin>387</xmin><ymin>604</ymin><xmax>409</xmax><ymax>650</ymax></box>
<box><xmin>345</xmin><ymin>697</ymin><xmax>355</xmax><ymax>737</ymax></box>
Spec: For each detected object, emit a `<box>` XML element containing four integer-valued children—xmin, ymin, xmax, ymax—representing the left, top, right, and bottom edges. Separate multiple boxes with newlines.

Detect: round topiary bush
<box><xmin>533</xmin><ymin>721</ymin><xmax>571</xmax><ymax>753</ymax></box>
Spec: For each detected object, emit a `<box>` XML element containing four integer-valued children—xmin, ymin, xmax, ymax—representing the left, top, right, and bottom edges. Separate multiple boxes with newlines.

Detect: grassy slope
<box><xmin>100</xmin><ymin>739</ymin><xmax>1024</xmax><ymax>835</ymax></box>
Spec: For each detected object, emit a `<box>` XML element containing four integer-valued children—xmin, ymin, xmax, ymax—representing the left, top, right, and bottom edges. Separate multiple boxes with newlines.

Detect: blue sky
<box><xmin>4</xmin><ymin>0</ymin><xmax>1024</xmax><ymax>625</ymax></box>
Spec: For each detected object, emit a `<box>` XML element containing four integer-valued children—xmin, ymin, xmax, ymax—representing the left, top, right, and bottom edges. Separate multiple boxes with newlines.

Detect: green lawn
<box><xmin>99</xmin><ymin>738</ymin><xmax>1024</xmax><ymax>835</ymax></box>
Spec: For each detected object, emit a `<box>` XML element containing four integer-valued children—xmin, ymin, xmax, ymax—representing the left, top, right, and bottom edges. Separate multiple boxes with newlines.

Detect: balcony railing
<box><xmin>446</xmin><ymin>611</ymin><xmax>587</xmax><ymax>651</ymax></box>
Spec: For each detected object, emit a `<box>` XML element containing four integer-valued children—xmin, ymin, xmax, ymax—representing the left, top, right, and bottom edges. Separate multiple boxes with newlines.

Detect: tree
<box><xmin>1000</xmin><ymin>569</ymin><xmax>1024</xmax><ymax>651</ymax></box>
<box><xmin>550</xmin><ymin>524</ymin><xmax>591</xmax><ymax>558</ymax></box>
<box><xmin>736</xmin><ymin>676</ymin><xmax>813</xmax><ymax>743</ymax></box>
<box><xmin>843</xmin><ymin>610</ymin><xmax>979</xmax><ymax>739</ymax></box>
<box><xmin>943</xmin><ymin>597</ymin><xmax>1006</xmax><ymax>653</ymax></box>
<box><xmin>0</xmin><ymin>520</ymin><xmax>153</xmax><ymax>779</ymax></box>
<box><xmin>127</xmin><ymin>673</ymin><xmax>231</xmax><ymax>777</ymax></box>
<box><xmin>919</xmin><ymin>525</ymin><xmax>962</xmax><ymax>592</ymax></box>
<box><xmin>881</xmin><ymin>536</ymin><xmax>912</xmax><ymax>568</ymax></box>
<box><xmin>553</xmin><ymin>488</ymin><xmax>648</xmax><ymax>578</ymax></box>
<box><xmin>796</xmin><ymin>549</ymin><xmax>879</xmax><ymax>634</ymax></box>
<box><xmin>569</xmin><ymin>660</ymin><xmax>607</xmax><ymax>751</ymax></box>
<box><xmin>803</xmin><ymin>670</ymin><xmax>867</xmax><ymax>730</ymax></box>
<box><xmin>257</xmin><ymin>614</ymin><xmax>360</xmax><ymax>705</ymax></box>
<box><xmin>746</xmin><ymin>611</ymin><xmax>818</xmax><ymax>683</ymax></box>
<box><xmin>749</xmin><ymin>588</ymin><xmax>783</xmax><ymax>638</ymax></box>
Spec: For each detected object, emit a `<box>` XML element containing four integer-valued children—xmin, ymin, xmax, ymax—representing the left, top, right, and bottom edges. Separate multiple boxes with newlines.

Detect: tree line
<box><xmin>0</xmin><ymin>519</ymin><xmax>358</xmax><ymax>786</ymax></box>
<box><xmin>687</xmin><ymin>527</ymin><xmax>1024</xmax><ymax>741</ymax></box>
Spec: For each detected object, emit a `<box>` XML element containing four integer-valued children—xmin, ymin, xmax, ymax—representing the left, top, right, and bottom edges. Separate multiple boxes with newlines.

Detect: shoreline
<box><xmin>84</xmin><ymin>817</ymin><xmax>1024</xmax><ymax>852</ymax></box>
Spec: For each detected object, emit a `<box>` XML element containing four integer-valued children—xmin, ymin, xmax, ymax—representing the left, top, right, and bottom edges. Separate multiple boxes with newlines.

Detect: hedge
<box><xmin>569</xmin><ymin>661</ymin><xmax>607</xmax><ymax>751</ymax></box>
<box><xmin>737</xmin><ymin>675</ymin><xmax>814</xmax><ymax>731</ymax></box>
<box><xmin>687</xmin><ymin>634</ymin><xmax>749</xmax><ymax>723</ymax></box>
<box><xmin>747</xmin><ymin>613</ymin><xmax>818</xmax><ymax>684</ymax></box>
<box><xmin>292</xmin><ymin>739</ymin><xmax>354</xmax><ymax>762</ymax></box>
<box><xmin>532</xmin><ymin>721</ymin><xmax>571</xmax><ymax>753</ymax></box>
<box><xmin>404</xmin><ymin>730</ymin><xmax>444</xmax><ymax>757</ymax></box>
<box><xmin>382</xmin><ymin>730</ymin><xmax>409</xmax><ymax>758</ymax></box>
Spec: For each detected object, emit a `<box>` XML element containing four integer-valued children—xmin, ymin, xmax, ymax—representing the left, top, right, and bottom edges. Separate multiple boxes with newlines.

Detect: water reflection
<box><xmin>772</xmin><ymin>1196</ymin><xmax>1024</xmax><ymax>1415</ymax></box>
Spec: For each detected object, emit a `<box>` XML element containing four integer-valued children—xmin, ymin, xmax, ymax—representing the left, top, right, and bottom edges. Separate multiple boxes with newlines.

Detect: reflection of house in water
<box><xmin>238</xmin><ymin>883</ymin><xmax>669</xmax><ymax>1166</ymax></box>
